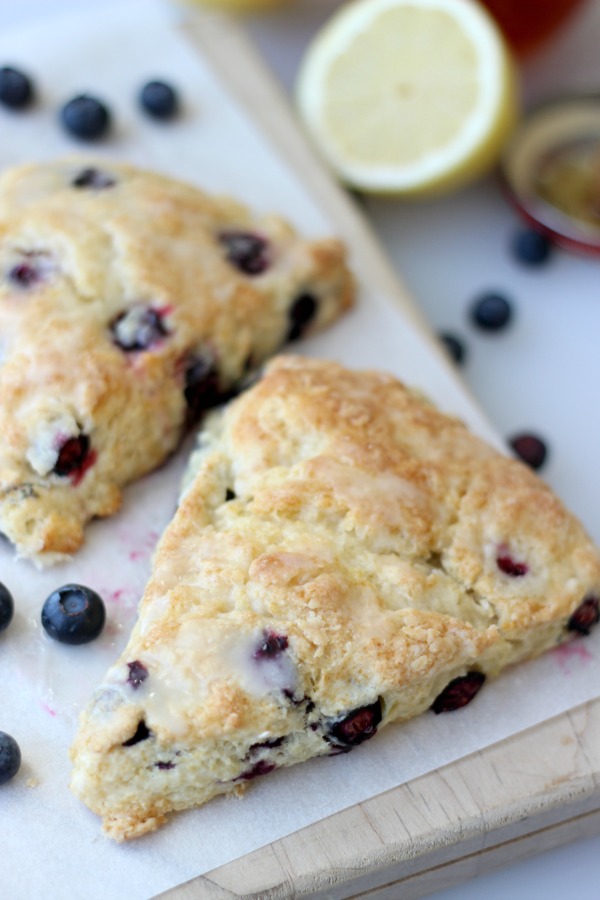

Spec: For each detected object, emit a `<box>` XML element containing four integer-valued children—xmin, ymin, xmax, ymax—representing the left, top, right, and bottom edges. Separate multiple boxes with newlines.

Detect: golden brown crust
<box><xmin>70</xmin><ymin>356</ymin><xmax>600</xmax><ymax>840</ymax></box>
<box><xmin>0</xmin><ymin>160</ymin><xmax>353</xmax><ymax>564</ymax></box>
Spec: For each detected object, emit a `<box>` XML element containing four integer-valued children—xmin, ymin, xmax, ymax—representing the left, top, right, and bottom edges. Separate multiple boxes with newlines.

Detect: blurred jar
<box><xmin>481</xmin><ymin>0</ymin><xmax>588</xmax><ymax>55</ymax></box>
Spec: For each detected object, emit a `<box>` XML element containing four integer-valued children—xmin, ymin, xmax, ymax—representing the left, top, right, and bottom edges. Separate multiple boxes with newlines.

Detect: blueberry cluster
<box><xmin>0</xmin><ymin>65</ymin><xmax>180</xmax><ymax>140</ymax></box>
<box><xmin>434</xmin><ymin>225</ymin><xmax>554</xmax><ymax>474</ymax></box>
<box><xmin>0</xmin><ymin>579</ymin><xmax>107</xmax><ymax>786</ymax></box>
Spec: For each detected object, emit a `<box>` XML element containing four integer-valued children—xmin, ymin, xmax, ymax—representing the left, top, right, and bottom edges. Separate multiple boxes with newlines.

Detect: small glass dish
<box><xmin>500</xmin><ymin>92</ymin><xmax>600</xmax><ymax>256</ymax></box>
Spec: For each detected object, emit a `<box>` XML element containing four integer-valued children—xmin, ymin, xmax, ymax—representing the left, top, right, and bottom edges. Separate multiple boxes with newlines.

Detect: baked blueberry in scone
<box><xmin>70</xmin><ymin>356</ymin><xmax>600</xmax><ymax>841</ymax></box>
<box><xmin>0</xmin><ymin>160</ymin><xmax>353</xmax><ymax>564</ymax></box>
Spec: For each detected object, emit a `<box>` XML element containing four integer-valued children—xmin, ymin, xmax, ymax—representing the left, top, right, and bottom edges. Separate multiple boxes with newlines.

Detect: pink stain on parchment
<box><xmin>552</xmin><ymin>640</ymin><xmax>594</xmax><ymax>675</ymax></box>
<box><xmin>101</xmin><ymin>586</ymin><xmax>139</xmax><ymax>608</ymax></box>
<box><xmin>128</xmin><ymin>529</ymin><xmax>160</xmax><ymax>563</ymax></box>
<box><xmin>40</xmin><ymin>702</ymin><xmax>57</xmax><ymax>717</ymax></box>
<box><xmin>98</xmin><ymin>585</ymin><xmax>142</xmax><ymax>639</ymax></box>
<box><xmin>108</xmin><ymin>587</ymin><xmax>132</xmax><ymax>606</ymax></box>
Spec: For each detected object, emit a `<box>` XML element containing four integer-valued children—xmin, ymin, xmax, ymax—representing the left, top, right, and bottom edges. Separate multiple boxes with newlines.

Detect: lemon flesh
<box><xmin>297</xmin><ymin>0</ymin><xmax>519</xmax><ymax>196</ymax></box>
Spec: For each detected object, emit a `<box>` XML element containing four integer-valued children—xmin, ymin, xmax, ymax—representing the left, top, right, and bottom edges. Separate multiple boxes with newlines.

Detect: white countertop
<box><xmin>1</xmin><ymin>0</ymin><xmax>599</xmax><ymax>897</ymax></box>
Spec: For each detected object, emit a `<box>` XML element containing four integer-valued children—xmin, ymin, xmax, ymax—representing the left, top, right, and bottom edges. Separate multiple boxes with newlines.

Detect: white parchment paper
<box><xmin>0</xmin><ymin>3</ymin><xmax>599</xmax><ymax>899</ymax></box>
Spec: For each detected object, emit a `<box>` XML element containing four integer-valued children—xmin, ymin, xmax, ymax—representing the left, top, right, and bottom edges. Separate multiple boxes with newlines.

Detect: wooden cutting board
<box><xmin>159</xmin><ymin>9</ymin><xmax>600</xmax><ymax>898</ymax></box>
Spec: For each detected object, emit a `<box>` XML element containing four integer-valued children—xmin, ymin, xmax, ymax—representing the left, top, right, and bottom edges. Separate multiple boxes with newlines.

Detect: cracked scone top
<box><xmin>0</xmin><ymin>159</ymin><xmax>353</xmax><ymax>564</ymax></box>
<box><xmin>70</xmin><ymin>356</ymin><xmax>600</xmax><ymax>841</ymax></box>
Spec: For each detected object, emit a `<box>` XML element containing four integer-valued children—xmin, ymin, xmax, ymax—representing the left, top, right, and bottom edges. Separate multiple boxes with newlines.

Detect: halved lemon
<box><xmin>297</xmin><ymin>0</ymin><xmax>519</xmax><ymax>197</ymax></box>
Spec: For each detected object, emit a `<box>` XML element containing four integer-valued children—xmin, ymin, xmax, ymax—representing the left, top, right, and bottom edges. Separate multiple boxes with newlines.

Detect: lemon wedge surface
<box><xmin>297</xmin><ymin>0</ymin><xmax>519</xmax><ymax>196</ymax></box>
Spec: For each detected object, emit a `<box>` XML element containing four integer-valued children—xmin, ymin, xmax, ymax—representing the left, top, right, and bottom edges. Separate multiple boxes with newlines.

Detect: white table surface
<box><xmin>1</xmin><ymin>1</ymin><xmax>600</xmax><ymax>897</ymax></box>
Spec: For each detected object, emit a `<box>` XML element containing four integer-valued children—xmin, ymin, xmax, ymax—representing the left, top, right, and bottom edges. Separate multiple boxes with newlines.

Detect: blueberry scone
<box><xmin>70</xmin><ymin>356</ymin><xmax>600</xmax><ymax>841</ymax></box>
<box><xmin>0</xmin><ymin>160</ymin><xmax>353</xmax><ymax>564</ymax></box>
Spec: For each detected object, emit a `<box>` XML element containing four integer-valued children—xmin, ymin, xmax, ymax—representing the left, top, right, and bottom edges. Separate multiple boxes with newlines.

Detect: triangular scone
<box><xmin>70</xmin><ymin>356</ymin><xmax>600</xmax><ymax>841</ymax></box>
<box><xmin>0</xmin><ymin>160</ymin><xmax>353</xmax><ymax>564</ymax></box>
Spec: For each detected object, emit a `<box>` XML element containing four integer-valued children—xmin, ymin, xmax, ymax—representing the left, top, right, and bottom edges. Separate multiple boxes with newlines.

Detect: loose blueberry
<box><xmin>60</xmin><ymin>94</ymin><xmax>111</xmax><ymax>141</ymax></box>
<box><xmin>0</xmin><ymin>582</ymin><xmax>14</xmax><ymax>632</ymax></box>
<box><xmin>470</xmin><ymin>293</ymin><xmax>513</xmax><ymax>332</ymax></box>
<box><xmin>183</xmin><ymin>352</ymin><xmax>222</xmax><ymax>420</ymax></box>
<box><xmin>53</xmin><ymin>434</ymin><xmax>93</xmax><ymax>479</ymax></box>
<box><xmin>236</xmin><ymin>760</ymin><xmax>277</xmax><ymax>781</ymax></box>
<box><xmin>122</xmin><ymin>720</ymin><xmax>151</xmax><ymax>747</ymax></box>
<box><xmin>139</xmin><ymin>80</ymin><xmax>179</xmax><ymax>120</ymax></box>
<box><xmin>127</xmin><ymin>660</ymin><xmax>149</xmax><ymax>689</ymax></box>
<box><xmin>509</xmin><ymin>433</ymin><xmax>548</xmax><ymax>471</ymax></box>
<box><xmin>41</xmin><ymin>584</ymin><xmax>106</xmax><ymax>645</ymax></box>
<box><xmin>512</xmin><ymin>229</ymin><xmax>552</xmax><ymax>266</ymax></box>
<box><xmin>496</xmin><ymin>553</ymin><xmax>528</xmax><ymax>577</ymax></box>
<box><xmin>253</xmin><ymin>630</ymin><xmax>288</xmax><ymax>659</ymax></box>
<box><xmin>439</xmin><ymin>332</ymin><xmax>466</xmax><ymax>365</ymax></box>
<box><xmin>567</xmin><ymin>596</ymin><xmax>600</xmax><ymax>636</ymax></box>
<box><xmin>326</xmin><ymin>699</ymin><xmax>382</xmax><ymax>748</ymax></box>
<box><xmin>0</xmin><ymin>731</ymin><xmax>21</xmax><ymax>785</ymax></box>
<box><xmin>431</xmin><ymin>672</ymin><xmax>485</xmax><ymax>714</ymax></box>
<box><xmin>0</xmin><ymin>66</ymin><xmax>34</xmax><ymax>109</ymax></box>
<box><xmin>111</xmin><ymin>306</ymin><xmax>168</xmax><ymax>352</ymax></box>
<box><xmin>219</xmin><ymin>231</ymin><xmax>269</xmax><ymax>276</ymax></box>
<box><xmin>72</xmin><ymin>167</ymin><xmax>115</xmax><ymax>190</ymax></box>
<box><xmin>288</xmin><ymin>293</ymin><xmax>318</xmax><ymax>342</ymax></box>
